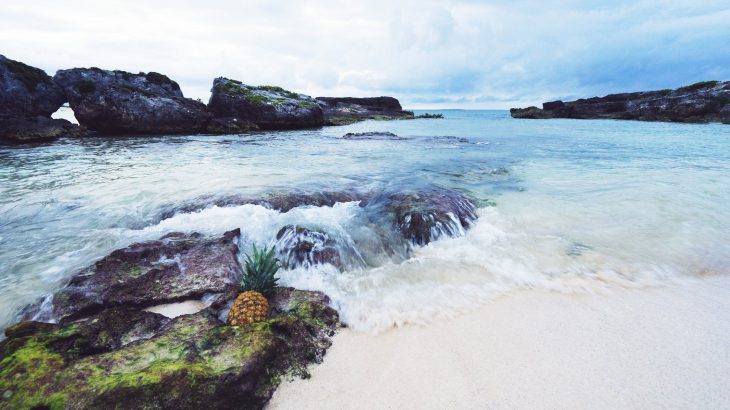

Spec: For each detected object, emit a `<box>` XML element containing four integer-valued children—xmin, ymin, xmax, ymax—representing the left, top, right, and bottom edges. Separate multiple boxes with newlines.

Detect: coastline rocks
<box><xmin>53</xmin><ymin>68</ymin><xmax>212</xmax><ymax>134</ymax></box>
<box><xmin>0</xmin><ymin>55</ymin><xmax>65</xmax><ymax>117</ymax></box>
<box><xmin>35</xmin><ymin>229</ymin><xmax>244</xmax><ymax>323</ymax></box>
<box><xmin>1</xmin><ymin>288</ymin><xmax>338</xmax><ymax>410</ymax></box>
<box><xmin>205</xmin><ymin>116</ymin><xmax>258</xmax><ymax>134</ymax></box>
<box><xmin>208</xmin><ymin>78</ymin><xmax>324</xmax><ymax>130</ymax></box>
<box><xmin>415</xmin><ymin>113</ymin><xmax>444</xmax><ymax>119</ymax></box>
<box><xmin>511</xmin><ymin>80</ymin><xmax>730</xmax><ymax>123</ymax></box>
<box><xmin>316</xmin><ymin>96</ymin><xmax>414</xmax><ymax>125</ymax></box>
<box><xmin>0</xmin><ymin>55</ymin><xmax>86</xmax><ymax>143</ymax></box>
<box><xmin>0</xmin><ymin>115</ymin><xmax>87</xmax><ymax>143</ymax></box>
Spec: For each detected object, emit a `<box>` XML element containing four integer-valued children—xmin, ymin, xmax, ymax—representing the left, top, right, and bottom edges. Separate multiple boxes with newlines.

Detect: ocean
<box><xmin>1</xmin><ymin>110</ymin><xmax>729</xmax><ymax>332</ymax></box>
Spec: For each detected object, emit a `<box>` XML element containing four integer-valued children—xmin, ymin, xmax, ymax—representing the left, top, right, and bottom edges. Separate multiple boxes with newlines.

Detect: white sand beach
<box><xmin>269</xmin><ymin>276</ymin><xmax>730</xmax><ymax>409</ymax></box>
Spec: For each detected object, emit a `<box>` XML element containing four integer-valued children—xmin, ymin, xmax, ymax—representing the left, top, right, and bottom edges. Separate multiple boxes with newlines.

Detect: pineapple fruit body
<box><xmin>227</xmin><ymin>290</ymin><xmax>269</xmax><ymax>325</ymax></box>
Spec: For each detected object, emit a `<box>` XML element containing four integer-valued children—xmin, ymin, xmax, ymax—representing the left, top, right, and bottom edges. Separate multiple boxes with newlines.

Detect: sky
<box><xmin>1</xmin><ymin>0</ymin><xmax>728</xmax><ymax>109</ymax></box>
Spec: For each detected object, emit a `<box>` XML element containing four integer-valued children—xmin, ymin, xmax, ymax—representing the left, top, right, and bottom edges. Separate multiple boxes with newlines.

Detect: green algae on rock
<box><xmin>0</xmin><ymin>288</ymin><xmax>338</xmax><ymax>410</ymax></box>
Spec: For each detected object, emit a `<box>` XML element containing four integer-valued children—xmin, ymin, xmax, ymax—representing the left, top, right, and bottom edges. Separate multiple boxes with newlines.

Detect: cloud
<box><xmin>0</xmin><ymin>0</ymin><xmax>727</xmax><ymax>108</ymax></box>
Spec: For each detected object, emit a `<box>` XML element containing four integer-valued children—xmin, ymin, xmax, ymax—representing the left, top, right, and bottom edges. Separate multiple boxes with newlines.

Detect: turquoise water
<box><xmin>1</xmin><ymin>110</ymin><xmax>729</xmax><ymax>331</ymax></box>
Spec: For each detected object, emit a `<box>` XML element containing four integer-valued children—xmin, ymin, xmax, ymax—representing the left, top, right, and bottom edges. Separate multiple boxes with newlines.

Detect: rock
<box><xmin>414</xmin><ymin>113</ymin><xmax>444</xmax><ymax>119</ymax></box>
<box><xmin>542</xmin><ymin>100</ymin><xmax>564</xmax><ymax>111</ymax></box>
<box><xmin>720</xmin><ymin>104</ymin><xmax>730</xmax><ymax>124</ymax></box>
<box><xmin>342</xmin><ymin>131</ymin><xmax>406</xmax><ymax>140</ymax></box>
<box><xmin>0</xmin><ymin>288</ymin><xmax>338</xmax><ymax>410</ymax></box>
<box><xmin>0</xmin><ymin>55</ymin><xmax>86</xmax><ymax>143</ymax></box>
<box><xmin>511</xmin><ymin>80</ymin><xmax>730</xmax><ymax>123</ymax></box>
<box><xmin>204</xmin><ymin>116</ymin><xmax>258</xmax><ymax>134</ymax></box>
<box><xmin>0</xmin><ymin>115</ymin><xmax>87</xmax><ymax>143</ymax></box>
<box><xmin>3</xmin><ymin>321</ymin><xmax>58</xmax><ymax>340</ymax></box>
<box><xmin>35</xmin><ymin>229</ymin><xmax>244</xmax><ymax>323</ymax></box>
<box><xmin>0</xmin><ymin>54</ymin><xmax>65</xmax><ymax>117</ymax></box>
<box><xmin>510</xmin><ymin>106</ymin><xmax>554</xmax><ymax>119</ymax></box>
<box><xmin>316</xmin><ymin>96</ymin><xmax>414</xmax><ymax>125</ymax></box>
<box><xmin>159</xmin><ymin>189</ymin><xmax>369</xmax><ymax>221</ymax></box>
<box><xmin>53</xmin><ymin>68</ymin><xmax>212</xmax><ymax>134</ymax></box>
<box><xmin>207</xmin><ymin>78</ymin><xmax>324</xmax><ymax>130</ymax></box>
<box><xmin>373</xmin><ymin>188</ymin><xmax>478</xmax><ymax>245</ymax></box>
<box><xmin>275</xmin><ymin>225</ymin><xmax>342</xmax><ymax>269</ymax></box>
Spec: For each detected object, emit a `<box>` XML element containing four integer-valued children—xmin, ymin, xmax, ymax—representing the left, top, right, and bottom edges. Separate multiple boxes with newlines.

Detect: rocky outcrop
<box><xmin>53</xmin><ymin>68</ymin><xmax>212</xmax><ymax>134</ymax></box>
<box><xmin>208</xmin><ymin>78</ymin><xmax>324</xmax><ymax>130</ymax></box>
<box><xmin>0</xmin><ymin>55</ymin><xmax>84</xmax><ymax>143</ymax></box>
<box><xmin>1</xmin><ymin>288</ymin><xmax>338</xmax><ymax>410</ymax></box>
<box><xmin>24</xmin><ymin>229</ymin><xmax>244</xmax><ymax>323</ymax></box>
<box><xmin>316</xmin><ymin>96</ymin><xmax>414</xmax><ymax>125</ymax></box>
<box><xmin>371</xmin><ymin>188</ymin><xmax>478</xmax><ymax>246</ymax></box>
<box><xmin>0</xmin><ymin>115</ymin><xmax>86</xmax><ymax>143</ymax></box>
<box><xmin>511</xmin><ymin>80</ymin><xmax>730</xmax><ymax>123</ymax></box>
<box><xmin>3</xmin><ymin>225</ymin><xmax>339</xmax><ymax>409</ymax></box>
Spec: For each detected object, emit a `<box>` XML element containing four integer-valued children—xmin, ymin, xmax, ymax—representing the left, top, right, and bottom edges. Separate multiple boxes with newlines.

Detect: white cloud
<box><xmin>1</xmin><ymin>0</ymin><xmax>727</xmax><ymax>108</ymax></box>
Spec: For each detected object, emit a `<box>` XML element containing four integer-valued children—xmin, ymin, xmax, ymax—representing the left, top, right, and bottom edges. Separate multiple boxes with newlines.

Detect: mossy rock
<box><xmin>208</xmin><ymin>77</ymin><xmax>324</xmax><ymax>129</ymax></box>
<box><xmin>0</xmin><ymin>288</ymin><xmax>338</xmax><ymax>410</ymax></box>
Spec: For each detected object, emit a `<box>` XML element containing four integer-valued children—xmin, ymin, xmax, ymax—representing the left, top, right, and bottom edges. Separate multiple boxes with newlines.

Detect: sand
<box><xmin>268</xmin><ymin>276</ymin><xmax>730</xmax><ymax>409</ymax></box>
<box><xmin>143</xmin><ymin>300</ymin><xmax>208</xmax><ymax>318</ymax></box>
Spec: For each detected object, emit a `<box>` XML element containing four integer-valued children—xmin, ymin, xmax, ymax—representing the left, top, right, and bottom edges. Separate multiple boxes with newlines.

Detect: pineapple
<box><xmin>227</xmin><ymin>244</ymin><xmax>280</xmax><ymax>326</ymax></box>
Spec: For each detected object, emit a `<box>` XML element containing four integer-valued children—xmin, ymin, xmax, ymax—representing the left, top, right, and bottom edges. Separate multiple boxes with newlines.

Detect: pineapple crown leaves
<box><xmin>240</xmin><ymin>244</ymin><xmax>280</xmax><ymax>294</ymax></box>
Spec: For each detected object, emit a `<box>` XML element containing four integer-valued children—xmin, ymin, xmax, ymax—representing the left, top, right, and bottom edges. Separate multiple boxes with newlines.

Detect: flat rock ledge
<box><xmin>2</xmin><ymin>229</ymin><xmax>338</xmax><ymax>410</ymax></box>
<box><xmin>510</xmin><ymin>80</ymin><xmax>730</xmax><ymax>124</ymax></box>
<box><xmin>316</xmin><ymin>96</ymin><xmax>414</xmax><ymax>125</ymax></box>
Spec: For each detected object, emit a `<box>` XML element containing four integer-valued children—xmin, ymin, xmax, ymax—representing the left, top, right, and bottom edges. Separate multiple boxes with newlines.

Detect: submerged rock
<box><xmin>53</xmin><ymin>68</ymin><xmax>212</xmax><ymax>134</ymax></box>
<box><xmin>159</xmin><ymin>189</ymin><xmax>369</xmax><ymax>221</ymax></box>
<box><xmin>374</xmin><ymin>188</ymin><xmax>478</xmax><ymax>245</ymax></box>
<box><xmin>208</xmin><ymin>78</ymin><xmax>324</xmax><ymax>130</ymax></box>
<box><xmin>35</xmin><ymin>229</ymin><xmax>244</xmax><ymax>323</ymax></box>
<box><xmin>316</xmin><ymin>96</ymin><xmax>414</xmax><ymax>125</ymax></box>
<box><xmin>342</xmin><ymin>131</ymin><xmax>406</xmax><ymax>140</ymax></box>
<box><xmin>510</xmin><ymin>80</ymin><xmax>730</xmax><ymax>123</ymax></box>
<box><xmin>275</xmin><ymin>225</ymin><xmax>342</xmax><ymax>269</ymax></box>
<box><xmin>1</xmin><ymin>288</ymin><xmax>338</xmax><ymax>410</ymax></box>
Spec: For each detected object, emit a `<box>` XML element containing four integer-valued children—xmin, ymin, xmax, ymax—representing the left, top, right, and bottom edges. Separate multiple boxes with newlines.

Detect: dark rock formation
<box><xmin>342</xmin><ymin>131</ymin><xmax>407</xmax><ymax>140</ymax></box>
<box><xmin>159</xmin><ymin>189</ymin><xmax>369</xmax><ymax>221</ymax></box>
<box><xmin>372</xmin><ymin>188</ymin><xmax>478</xmax><ymax>245</ymax></box>
<box><xmin>0</xmin><ymin>115</ymin><xmax>86</xmax><ymax>144</ymax></box>
<box><xmin>275</xmin><ymin>225</ymin><xmax>342</xmax><ymax>269</ymax></box>
<box><xmin>30</xmin><ymin>229</ymin><xmax>244</xmax><ymax>323</ymax></box>
<box><xmin>205</xmin><ymin>116</ymin><xmax>258</xmax><ymax>134</ymax></box>
<box><xmin>414</xmin><ymin>113</ymin><xmax>444</xmax><ymax>119</ymax></box>
<box><xmin>511</xmin><ymin>80</ymin><xmax>730</xmax><ymax>123</ymax></box>
<box><xmin>53</xmin><ymin>68</ymin><xmax>212</xmax><ymax>134</ymax></box>
<box><xmin>316</xmin><ymin>96</ymin><xmax>414</xmax><ymax>125</ymax></box>
<box><xmin>0</xmin><ymin>55</ymin><xmax>85</xmax><ymax>143</ymax></box>
<box><xmin>0</xmin><ymin>55</ymin><xmax>65</xmax><ymax>117</ymax></box>
<box><xmin>208</xmin><ymin>78</ymin><xmax>324</xmax><ymax>130</ymax></box>
<box><xmin>1</xmin><ymin>288</ymin><xmax>338</xmax><ymax>410</ymax></box>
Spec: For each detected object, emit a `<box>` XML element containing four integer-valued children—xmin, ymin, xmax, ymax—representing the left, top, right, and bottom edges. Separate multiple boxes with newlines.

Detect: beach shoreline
<box><xmin>269</xmin><ymin>276</ymin><xmax>730</xmax><ymax>409</ymax></box>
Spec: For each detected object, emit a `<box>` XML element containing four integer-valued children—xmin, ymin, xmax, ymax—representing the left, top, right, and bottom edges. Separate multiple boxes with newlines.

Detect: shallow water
<box><xmin>1</xmin><ymin>110</ymin><xmax>729</xmax><ymax>332</ymax></box>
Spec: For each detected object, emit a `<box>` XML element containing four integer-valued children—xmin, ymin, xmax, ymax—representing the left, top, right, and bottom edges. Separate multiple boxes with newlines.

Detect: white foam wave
<box><xmin>271</xmin><ymin>206</ymin><xmax>698</xmax><ymax>333</ymax></box>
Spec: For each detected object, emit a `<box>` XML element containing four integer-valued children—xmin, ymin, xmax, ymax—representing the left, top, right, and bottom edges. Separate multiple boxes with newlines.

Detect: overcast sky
<box><xmin>1</xmin><ymin>0</ymin><xmax>728</xmax><ymax>108</ymax></box>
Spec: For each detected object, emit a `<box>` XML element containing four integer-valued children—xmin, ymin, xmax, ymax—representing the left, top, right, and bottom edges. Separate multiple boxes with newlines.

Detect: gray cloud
<box><xmin>0</xmin><ymin>0</ymin><xmax>727</xmax><ymax>108</ymax></box>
